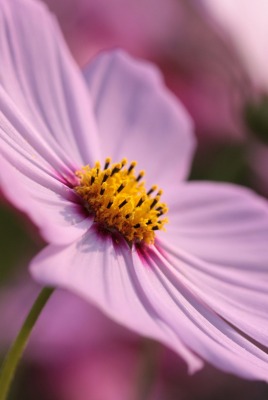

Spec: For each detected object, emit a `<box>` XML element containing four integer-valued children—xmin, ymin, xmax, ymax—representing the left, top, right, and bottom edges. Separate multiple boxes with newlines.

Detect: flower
<box><xmin>1</xmin><ymin>0</ymin><xmax>268</xmax><ymax>380</ymax></box>
<box><xmin>200</xmin><ymin>0</ymin><xmax>268</xmax><ymax>194</ymax></box>
<box><xmin>40</xmin><ymin>0</ymin><xmax>179</xmax><ymax>67</ymax></box>
<box><xmin>201</xmin><ymin>0</ymin><xmax>268</xmax><ymax>92</ymax></box>
<box><xmin>42</xmin><ymin>0</ymin><xmax>250</xmax><ymax>142</ymax></box>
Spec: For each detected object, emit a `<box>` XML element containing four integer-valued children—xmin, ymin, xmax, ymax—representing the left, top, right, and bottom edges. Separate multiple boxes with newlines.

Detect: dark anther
<box><xmin>136</xmin><ymin>198</ymin><xmax>144</xmax><ymax>207</ymax></box>
<box><xmin>157</xmin><ymin>211</ymin><xmax>163</xmax><ymax>217</ymax></box>
<box><xmin>147</xmin><ymin>188</ymin><xmax>154</xmax><ymax>196</ymax></box>
<box><xmin>117</xmin><ymin>183</ymin><xmax>125</xmax><ymax>193</ymax></box>
<box><xmin>125</xmin><ymin>213</ymin><xmax>131</xmax><ymax>219</ymax></box>
<box><xmin>90</xmin><ymin>176</ymin><xmax>95</xmax><ymax>185</ymax></box>
<box><xmin>111</xmin><ymin>167</ymin><xmax>120</xmax><ymax>176</ymax></box>
<box><xmin>136</xmin><ymin>173</ymin><xmax>143</xmax><ymax>182</ymax></box>
<box><xmin>150</xmin><ymin>198</ymin><xmax>158</xmax><ymax>209</ymax></box>
<box><xmin>119</xmin><ymin>199</ymin><xmax>128</xmax><ymax>209</ymax></box>
<box><xmin>156</xmin><ymin>206</ymin><xmax>162</xmax><ymax>211</ymax></box>
<box><xmin>134</xmin><ymin>223</ymin><xmax>141</xmax><ymax>228</ymax></box>
<box><xmin>107</xmin><ymin>201</ymin><xmax>113</xmax><ymax>209</ymax></box>
<box><xmin>146</xmin><ymin>220</ymin><xmax>152</xmax><ymax>225</ymax></box>
<box><xmin>104</xmin><ymin>160</ymin><xmax>110</xmax><ymax>169</ymax></box>
<box><xmin>128</xmin><ymin>163</ymin><xmax>135</xmax><ymax>174</ymax></box>
<box><xmin>102</xmin><ymin>174</ymin><xmax>109</xmax><ymax>183</ymax></box>
<box><xmin>152</xmin><ymin>226</ymin><xmax>159</xmax><ymax>230</ymax></box>
<box><xmin>100</xmin><ymin>188</ymin><xmax>105</xmax><ymax>195</ymax></box>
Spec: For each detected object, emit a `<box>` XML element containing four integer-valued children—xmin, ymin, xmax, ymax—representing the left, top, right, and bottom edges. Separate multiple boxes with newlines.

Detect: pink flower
<box><xmin>201</xmin><ymin>0</ymin><xmax>268</xmax><ymax>193</ymax></box>
<box><xmin>201</xmin><ymin>0</ymin><xmax>268</xmax><ymax>92</ymax></box>
<box><xmin>41</xmin><ymin>0</ymin><xmax>179</xmax><ymax>67</ymax></box>
<box><xmin>1</xmin><ymin>0</ymin><xmax>268</xmax><ymax>380</ymax></box>
<box><xmin>42</xmin><ymin>0</ymin><xmax>250</xmax><ymax>141</ymax></box>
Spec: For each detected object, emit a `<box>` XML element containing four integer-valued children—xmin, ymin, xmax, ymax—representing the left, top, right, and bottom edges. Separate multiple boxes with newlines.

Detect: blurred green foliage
<box><xmin>244</xmin><ymin>95</ymin><xmax>268</xmax><ymax>144</ymax></box>
<box><xmin>189</xmin><ymin>143</ymin><xmax>251</xmax><ymax>187</ymax></box>
<box><xmin>0</xmin><ymin>201</ymin><xmax>43</xmax><ymax>285</ymax></box>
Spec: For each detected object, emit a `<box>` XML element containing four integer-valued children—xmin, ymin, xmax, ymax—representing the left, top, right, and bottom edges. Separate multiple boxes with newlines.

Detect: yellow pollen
<box><xmin>74</xmin><ymin>158</ymin><xmax>168</xmax><ymax>245</ymax></box>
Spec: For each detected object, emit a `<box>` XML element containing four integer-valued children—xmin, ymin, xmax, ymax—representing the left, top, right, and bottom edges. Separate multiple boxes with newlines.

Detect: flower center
<box><xmin>74</xmin><ymin>158</ymin><xmax>168</xmax><ymax>245</ymax></box>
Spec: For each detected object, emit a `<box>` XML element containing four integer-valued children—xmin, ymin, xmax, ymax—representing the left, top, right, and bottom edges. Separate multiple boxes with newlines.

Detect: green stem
<box><xmin>0</xmin><ymin>287</ymin><xmax>54</xmax><ymax>400</ymax></box>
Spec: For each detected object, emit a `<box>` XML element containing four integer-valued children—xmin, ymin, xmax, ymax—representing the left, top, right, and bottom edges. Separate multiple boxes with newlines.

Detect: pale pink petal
<box><xmin>83</xmin><ymin>51</ymin><xmax>195</xmax><ymax>193</ymax></box>
<box><xmin>0</xmin><ymin>154</ymin><xmax>92</xmax><ymax>244</ymax></box>
<box><xmin>30</xmin><ymin>222</ymin><xmax>268</xmax><ymax>379</ymax></box>
<box><xmin>0</xmin><ymin>89</ymin><xmax>74</xmax><ymax>181</ymax></box>
<box><xmin>157</xmin><ymin>182</ymin><xmax>268</xmax><ymax>375</ymax></box>
<box><xmin>0</xmin><ymin>0</ymin><xmax>100</xmax><ymax>166</ymax></box>
<box><xmin>0</xmin><ymin>112</ymin><xmax>92</xmax><ymax>244</ymax></box>
<box><xmin>30</xmin><ymin>227</ymin><xmax>203</xmax><ymax>374</ymax></box>
<box><xmin>161</xmin><ymin>182</ymin><xmax>268</xmax><ymax>268</ymax></box>
<box><xmin>0</xmin><ymin>0</ymin><xmax>101</xmax><ymax>243</ymax></box>
<box><xmin>133</xmin><ymin>246</ymin><xmax>268</xmax><ymax>380</ymax></box>
<box><xmin>161</xmin><ymin>244</ymin><xmax>268</xmax><ymax>349</ymax></box>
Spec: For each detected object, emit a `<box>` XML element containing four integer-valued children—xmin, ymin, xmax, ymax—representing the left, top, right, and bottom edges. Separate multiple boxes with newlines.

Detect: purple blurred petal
<box><xmin>42</xmin><ymin>0</ymin><xmax>250</xmax><ymax>142</ymax></box>
<box><xmin>0</xmin><ymin>279</ymin><xmax>137</xmax><ymax>361</ymax></box>
<box><xmin>202</xmin><ymin>0</ymin><xmax>268</xmax><ymax>90</ymax></box>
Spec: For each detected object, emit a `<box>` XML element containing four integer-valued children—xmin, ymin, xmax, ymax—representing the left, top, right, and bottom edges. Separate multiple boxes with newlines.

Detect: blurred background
<box><xmin>1</xmin><ymin>0</ymin><xmax>268</xmax><ymax>398</ymax></box>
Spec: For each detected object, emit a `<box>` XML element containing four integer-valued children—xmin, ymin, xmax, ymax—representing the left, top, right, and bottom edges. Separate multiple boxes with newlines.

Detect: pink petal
<box><xmin>0</xmin><ymin>154</ymin><xmax>92</xmax><ymax>244</ymax></box>
<box><xmin>30</xmin><ymin>227</ymin><xmax>203</xmax><ymax>374</ymax></box>
<box><xmin>156</xmin><ymin>182</ymin><xmax>268</xmax><ymax>377</ymax></box>
<box><xmin>161</xmin><ymin>182</ymin><xmax>268</xmax><ymax>268</ymax></box>
<box><xmin>0</xmin><ymin>0</ymin><xmax>100</xmax><ymax>167</ymax></box>
<box><xmin>133</xmin><ymin>246</ymin><xmax>268</xmax><ymax>380</ymax></box>
<box><xmin>0</xmin><ymin>90</ymin><xmax>73</xmax><ymax>181</ymax></box>
<box><xmin>0</xmin><ymin>0</ymin><xmax>101</xmax><ymax>243</ymax></box>
<box><xmin>83</xmin><ymin>51</ymin><xmax>195</xmax><ymax>193</ymax></box>
<box><xmin>162</xmin><ymin>244</ymin><xmax>268</xmax><ymax>348</ymax></box>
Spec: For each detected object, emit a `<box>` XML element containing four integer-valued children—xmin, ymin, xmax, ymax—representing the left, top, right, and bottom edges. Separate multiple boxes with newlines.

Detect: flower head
<box><xmin>74</xmin><ymin>158</ymin><xmax>168</xmax><ymax>245</ymax></box>
<box><xmin>1</xmin><ymin>0</ymin><xmax>268</xmax><ymax>380</ymax></box>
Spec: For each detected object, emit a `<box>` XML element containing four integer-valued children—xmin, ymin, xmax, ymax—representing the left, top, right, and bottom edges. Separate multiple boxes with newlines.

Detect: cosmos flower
<box><xmin>201</xmin><ymin>0</ymin><xmax>268</xmax><ymax>92</ymax></box>
<box><xmin>42</xmin><ymin>0</ymin><xmax>250</xmax><ymax>142</ymax></box>
<box><xmin>1</xmin><ymin>0</ymin><xmax>268</xmax><ymax>381</ymax></box>
<box><xmin>40</xmin><ymin>0</ymin><xmax>179</xmax><ymax>67</ymax></box>
<box><xmin>200</xmin><ymin>0</ymin><xmax>268</xmax><ymax>194</ymax></box>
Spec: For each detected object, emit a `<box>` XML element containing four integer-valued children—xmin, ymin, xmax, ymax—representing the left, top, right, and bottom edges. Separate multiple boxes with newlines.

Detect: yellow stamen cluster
<box><xmin>74</xmin><ymin>158</ymin><xmax>168</xmax><ymax>245</ymax></box>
